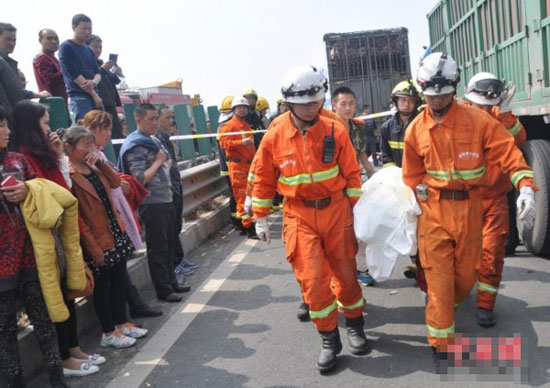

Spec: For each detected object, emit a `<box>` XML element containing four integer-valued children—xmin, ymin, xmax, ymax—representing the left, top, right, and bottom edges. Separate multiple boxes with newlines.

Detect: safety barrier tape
<box><xmin>355</xmin><ymin>109</ymin><xmax>396</xmax><ymax>120</ymax></box>
<box><xmin>111</xmin><ymin>130</ymin><xmax>268</xmax><ymax>144</ymax></box>
<box><xmin>110</xmin><ymin>109</ymin><xmax>394</xmax><ymax>145</ymax></box>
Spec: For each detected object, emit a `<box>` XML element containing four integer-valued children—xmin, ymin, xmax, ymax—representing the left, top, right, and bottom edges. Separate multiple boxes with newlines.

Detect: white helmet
<box><xmin>464</xmin><ymin>72</ymin><xmax>504</xmax><ymax>106</ymax></box>
<box><xmin>231</xmin><ymin>96</ymin><xmax>249</xmax><ymax>110</ymax></box>
<box><xmin>281</xmin><ymin>65</ymin><xmax>328</xmax><ymax>104</ymax></box>
<box><xmin>417</xmin><ymin>53</ymin><xmax>460</xmax><ymax>96</ymax></box>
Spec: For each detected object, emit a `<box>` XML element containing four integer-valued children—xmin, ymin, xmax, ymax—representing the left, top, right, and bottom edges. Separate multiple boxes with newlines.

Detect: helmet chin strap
<box><xmin>288</xmin><ymin>100</ymin><xmax>324</xmax><ymax>128</ymax></box>
<box><xmin>429</xmin><ymin>94</ymin><xmax>455</xmax><ymax>116</ymax></box>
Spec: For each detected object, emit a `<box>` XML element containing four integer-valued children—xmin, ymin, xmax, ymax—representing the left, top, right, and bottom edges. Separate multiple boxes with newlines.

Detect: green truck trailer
<box><xmin>427</xmin><ymin>0</ymin><xmax>550</xmax><ymax>256</ymax></box>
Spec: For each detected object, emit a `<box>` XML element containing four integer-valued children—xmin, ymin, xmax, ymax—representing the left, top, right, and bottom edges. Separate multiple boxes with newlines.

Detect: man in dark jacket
<box><xmin>380</xmin><ymin>80</ymin><xmax>423</xmax><ymax>168</ymax></box>
<box><xmin>242</xmin><ymin>88</ymin><xmax>265</xmax><ymax>148</ymax></box>
<box><xmin>86</xmin><ymin>35</ymin><xmax>124</xmax><ymax>141</ymax></box>
<box><xmin>0</xmin><ymin>23</ymin><xmax>49</xmax><ymax>117</ymax></box>
<box><xmin>156</xmin><ymin>106</ymin><xmax>198</xmax><ymax>273</ymax></box>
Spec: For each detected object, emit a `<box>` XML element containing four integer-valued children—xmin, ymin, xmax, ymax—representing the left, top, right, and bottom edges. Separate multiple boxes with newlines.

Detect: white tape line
<box><xmin>110</xmin><ymin>109</ymin><xmax>394</xmax><ymax>145</ymax></box>
<box><xmin>355</xmin><ymin>109</ymin><xmax>396</xmax><ymax>120</ymax></box>
<box><xmin>111</xmin><ymin>130</ymin><xmax>267</xmax><ymax>144</ymax></box>
<box><xmin>106</xmin><ymin>233</ymin><xmax>262</xmax><ymax>388</ymax></box>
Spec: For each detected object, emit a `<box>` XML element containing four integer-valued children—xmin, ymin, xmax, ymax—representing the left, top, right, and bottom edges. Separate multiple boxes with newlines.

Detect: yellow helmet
<box><xmin>391</xmin><ymin>79</ymin><xmax>423</xmax><ymax>102</ymax></box>
<box><xmin>241</xmin><ymin>88</ymin><xmax>258</xmax><ymax>97</ymax></box>
<box><xmin>256</xmin><ymin>96</ymin><xmax>270</xmax><ymax>112</ymax></box>
<box><xmin>220</xmin><ymin>95</ymin><xmax>234</xmax><ymax>113</ymax></box>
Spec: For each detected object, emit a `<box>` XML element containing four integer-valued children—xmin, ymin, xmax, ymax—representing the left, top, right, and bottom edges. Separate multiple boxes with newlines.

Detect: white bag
<box><xmin>353</xmin><ymin>166</ymin><xmax>421</xmax><ymax>281</ymax></box>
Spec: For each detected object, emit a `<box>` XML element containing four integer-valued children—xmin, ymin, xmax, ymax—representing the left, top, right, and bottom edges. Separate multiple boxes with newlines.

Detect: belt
<box><xmin>440</xmin><ymin>189</ymin><xmax>469</xmax><ymax>200</ymax></box>
<box><xmin>227</xmin><ymin>158</ymin><xmax>252</xmax><ymax>164</ymax></box>
<box><xmin>302</xmin><ymin>197</ymin><xmax>331</xmax><ymax>209</ymax></box>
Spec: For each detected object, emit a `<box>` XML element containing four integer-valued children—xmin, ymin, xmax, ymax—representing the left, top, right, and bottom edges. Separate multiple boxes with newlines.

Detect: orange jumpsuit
<box><xmin>218</xmin><ymin>115</ymin><xmax>255</xmax><ymax>228</ymax></box>
<box><xmin>477</xmin><ymin>107</ymin><xmax>526</xmax><ymax>310</ymax></box>
<box><xmin>246</xmin><ymin>109</ymin><xmax>344</xmax><ymax>197</ymax></box>
<box><xmin>252</xmin><ymin>113</ymin><xmax>364</xmax><ymax>332</ymax></box>
<box><xmin>402</xmin><ymin>101</ymin><xmax>535</xmax><ymax>349</ymax></box>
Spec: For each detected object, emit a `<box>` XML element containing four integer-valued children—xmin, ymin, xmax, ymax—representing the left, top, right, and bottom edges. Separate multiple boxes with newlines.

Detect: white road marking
<box><xmin>106</xmin><ymin>236</ymin><xmax>261</xmax><ymax>388</ymax></box>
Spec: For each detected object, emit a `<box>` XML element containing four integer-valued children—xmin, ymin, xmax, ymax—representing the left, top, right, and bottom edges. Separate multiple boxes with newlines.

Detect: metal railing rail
<box><xmin>180</xmin><ymin>160</ymin><xmax>227</xmax><ymax>216</ymax></box>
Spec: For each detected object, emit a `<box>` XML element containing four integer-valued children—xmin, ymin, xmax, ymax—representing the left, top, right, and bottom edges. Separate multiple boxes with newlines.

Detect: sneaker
<box><xmin>100</xmin><ymin>329</ymin><xmax>136</xmax><ymax>348</ymax></box>
<box><xmin>63</xmin><ymin>362</ymin><xmax>99</xmax><ymax>377</ymax></box>
<box><xmin>174</xmin><ymin>265</ymin><xmax>194</xmax><ymax>276</ymax></box>
<box><xmin>182</xmin><ymin>259</ymin><xmax>199</xmax><ymax>269</ymax></box>
<box><xmin>118</xmin><ymin>323</ymin><xmax>148</xmax><ymax>338</ymax></box>
<box><xmin>357</xmin><ymin>271</ymin><xmax>375</xmax><ymax>286</ymax></box>
<box><xmin>73</xmin><ymin>353</ymin><xmax>106</xmax><ymax>366</ymax></box>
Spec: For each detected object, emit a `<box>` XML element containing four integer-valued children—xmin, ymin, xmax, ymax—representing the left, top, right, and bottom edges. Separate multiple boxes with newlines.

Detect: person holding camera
<box><xmin>86</xmin><ymin>35</ymin><xmax>124</xmax><ymax>150</ymax></box>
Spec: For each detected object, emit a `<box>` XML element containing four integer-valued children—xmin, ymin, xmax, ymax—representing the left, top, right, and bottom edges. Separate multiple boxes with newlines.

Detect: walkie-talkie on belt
<box><xmin>322</xmin><ymin>123</ymin><xmax>335</xmax><ymax>163</ymax></box>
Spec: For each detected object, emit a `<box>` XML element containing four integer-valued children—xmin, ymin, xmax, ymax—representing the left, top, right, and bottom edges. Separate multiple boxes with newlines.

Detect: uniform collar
<box><xmin>285</xmin><ymin>113</ymin><xmax>324</xmax><ymax>140</ymax></box>
<box><xmin>424</xmin><ymin>99</ymin><xmax>458</xmax><ymax>130</ymax></box>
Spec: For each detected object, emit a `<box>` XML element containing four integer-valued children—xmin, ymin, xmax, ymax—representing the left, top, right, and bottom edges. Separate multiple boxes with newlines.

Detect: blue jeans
<box><xmin>69</xmin><ymin>94</ymin><xmax>94</xmax><ymax>122</ymax></box>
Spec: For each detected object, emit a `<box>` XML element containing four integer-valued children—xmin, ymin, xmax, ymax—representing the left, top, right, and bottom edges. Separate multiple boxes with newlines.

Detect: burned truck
<box><xmin>323</xmin><ymin>27</ymin><xmax>413</xmax><ymax>114</ymax></box>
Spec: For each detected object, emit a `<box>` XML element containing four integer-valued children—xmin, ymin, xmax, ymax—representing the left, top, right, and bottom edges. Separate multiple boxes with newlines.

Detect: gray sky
<box><xmin>6</xmin><ymin>0</ymin><xmax>438</xmax><ymax>110</ymax></box>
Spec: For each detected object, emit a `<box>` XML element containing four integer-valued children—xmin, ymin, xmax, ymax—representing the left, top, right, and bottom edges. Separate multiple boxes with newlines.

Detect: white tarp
<box><xmin>353</xmin><ymin>166</ymin><xmax>421</xmax><ymax>281</ymax></box>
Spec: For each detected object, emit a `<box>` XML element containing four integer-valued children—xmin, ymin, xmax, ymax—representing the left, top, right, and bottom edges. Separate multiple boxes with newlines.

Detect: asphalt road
<box><xmin>31</xmin><ymin>215</ymin><xmax>550</xmax><ymax>387</ymax></box>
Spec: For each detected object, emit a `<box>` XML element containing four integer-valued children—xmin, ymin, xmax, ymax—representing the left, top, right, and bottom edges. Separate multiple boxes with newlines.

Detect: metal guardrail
<box><xmin>180</xmin><ymin>160</ymin><xmax>227</xmax><ymax>216</ymax></box>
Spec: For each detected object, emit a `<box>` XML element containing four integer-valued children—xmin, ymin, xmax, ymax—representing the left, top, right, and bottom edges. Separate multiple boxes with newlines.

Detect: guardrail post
<box><xmin>192</xmin><ymin>105</ymin><xmax>213</xmax><ymax>156</ymax></box>
<box><xmin>174</xmin><ymin>104</ymin><xmax>196</xmax><ymax>160</ymax></box>
<box><xmin>207</xmin><ymin>106</ymin><xmax>220</xmax><ymax>149</ymax></box>
<box><xmin>41</xmin><ymin>97</ymin><xmax>70</xmax><ymax>130</ymax></box>
<box><xmin>123</xmin><ymin>103</ymin><xmax>138</xmax><ymax>134</ymax></box>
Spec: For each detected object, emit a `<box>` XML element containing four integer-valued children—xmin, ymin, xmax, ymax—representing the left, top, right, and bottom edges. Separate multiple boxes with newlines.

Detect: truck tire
<box><xmin>521</xmin><ymin>140</ymin><xmax>550</xmax><ymax>257</ymax></box>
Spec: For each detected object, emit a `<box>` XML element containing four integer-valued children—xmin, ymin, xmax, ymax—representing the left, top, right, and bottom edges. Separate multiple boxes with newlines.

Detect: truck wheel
<box><xmin>521</xmin><ymin>140</ymin><xmax>550</xmax><ymax>257</ymax></box>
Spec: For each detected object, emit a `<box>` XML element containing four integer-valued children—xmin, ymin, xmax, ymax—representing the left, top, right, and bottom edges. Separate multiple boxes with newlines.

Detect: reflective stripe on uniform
<box><xmin>312</xmin><ymin>165</ymin><xmax>340</xmax><ymax>183</ymax></box>
<box><xmin>241</xmin><ymin>214</ymin><xmax>251</xmax><ymax>220</ymax></box>
<box><xmin>278</xmin><ymin>173</ymin><xmax>311</xmax><ymax>186</ymax></box>
<box><xmin>511</xmin><ymin>170</ymin><xmax>535</xmax><ymax>188</ymax></box>
<box><xmin>388</xmin><ymin>140</ymin><xmax>404</xmax><ymax>150</ymax></box>
<box><xmin>248</xmin><ymin>172</ymin><xmax>256</xmax><ymax>182</ymax></box>
<box><xmin>230</xmin><ymin>212</ymin><xmax>240</xmax><ymax>218</ymax></box>
<box><xmin>336</xmin><ymin>296</ymin><xmax>365</xmax><ymax>310</ymax></box>
<box><xmin>427</xmin><ymin>322</ymin><xmax>455</xmax><ymax>338</ymax></box>
<box><xmin>383</xmin><ymin>162</ymin><xmax>396</xmax><ymax>168</ymax></box>
<box><xmin>427</xmin><ymin>170</ymin><xmax>451</xmax><ymax>181</ymax></box>
<box><xmin>478</xmin><ymin>281</ymin><xmax>498</xmax><ymax>295</ymax></box>
<box><xmin>346</xmin><ymin>188</ymin><xmax>363</xmax><ymax>198</ymax></box>
<box><xmin>452</xmin><ymin>165</ymin><xmax>486</xmax><ymax>180</ymax></box>
<box><xmin>252</xmin><ymin>197</ymin><xmax>272</xmax><ymax>208</ymax></box>
<box><xmin>278</xmin><ymin>165</ymin><xmax>340</xmax><ymax>186</ymax></box>
<box><xmin>508</xmin><ymin>120</ymin><xmax>521</xmax><ymax>136</ymax></box>
<box><xmin>427</xmin><ymin>166</ymin><xmax>486</xmax><ymax>181</ymax></box>
<box><xmin>309</xmin><ymin>299</ymin><xmax>337</xmax><ymax>319</ymax></box>
<box><xmin>220</xmin><ymin>171</ymin><xmax>229</xmax><ymax>177</ymax></box>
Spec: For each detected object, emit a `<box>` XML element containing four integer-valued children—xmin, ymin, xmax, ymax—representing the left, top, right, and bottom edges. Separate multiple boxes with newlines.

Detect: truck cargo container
<box><xmin>323</xmin><ymin>27</ymin><xmax>413</xmax><ymax>114</ymax></box>
<box><xmin>427</xmin><ymin>0</ymin><xmax>550</xmax><ymax>256</ymax></box>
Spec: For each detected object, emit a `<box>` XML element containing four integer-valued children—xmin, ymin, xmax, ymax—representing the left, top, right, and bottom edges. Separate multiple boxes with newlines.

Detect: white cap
<box><xmin>465</xmin><ymin>72</ymin><xmax>502</xmax><ymax>106</ymax></box>
<box><xmin>417</xmin><ymin>52</ymin><xmax>460</xmax><ymax>96</ymax></box>
<box><xmin>231</xmin><ymin>96</ymin><xmax>249</xmax><ymax>109</ymax></box>
<box><xmin>281</xmin><ymin>65</ymin><xmax>328</xmax><ymax>104</ymax></box>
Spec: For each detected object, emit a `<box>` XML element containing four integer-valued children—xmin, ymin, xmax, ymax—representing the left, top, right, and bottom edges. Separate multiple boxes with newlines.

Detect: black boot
<box><xmin>431</xmin><ymin>346</ymin><xmax>449</xmax><ymax>374</ymax></box>
<box><xmin>346</xmin><ymin>316</ymin><xmax>370</xmax><ymax>355</ymax></box>
<box><xmin>477</xmin><ymin>307</ymin><xmax>496</xmax><ymax>327</ymax></box>
<box><xmin>297</xmin><ymin>302</ymin><xmax>310</xmax><ymax>322</ymax></box>
<box><xmin>317</xmin><ymin>328</ymin><xmax>342</xmax><ymax>374</ymax></box>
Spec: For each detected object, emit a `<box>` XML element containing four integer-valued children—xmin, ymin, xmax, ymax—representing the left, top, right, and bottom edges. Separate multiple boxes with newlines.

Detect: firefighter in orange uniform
<box><xmin>251</xmin><ymin>65</ymin><xmax>368</xmax><ymax>373</ymax></box>
<box><xmin>464</xmin><ymin>72</ymin><xmax>527</xmax><ymax>327</ymax></box>
<box><xmin>402</xmin><ymin>53</ymin><xmax>536</xmax><ymax>360</ymax></box>
<box><xmin>244</xmin><ymin>107</ymin><xmax>349</xmax><ymax>323</ymax></box>
<box><xmin>218</xmin><ymin>96</ymin><xmax>257</xmax><ymax>238</ymax></box>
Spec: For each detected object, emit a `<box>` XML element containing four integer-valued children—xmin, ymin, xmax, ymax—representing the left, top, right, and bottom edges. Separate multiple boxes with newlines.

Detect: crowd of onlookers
<box><xmin>0</xmin><ymin>13</ymin><xmax>199</xmax><ymax>388</ymax></box>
